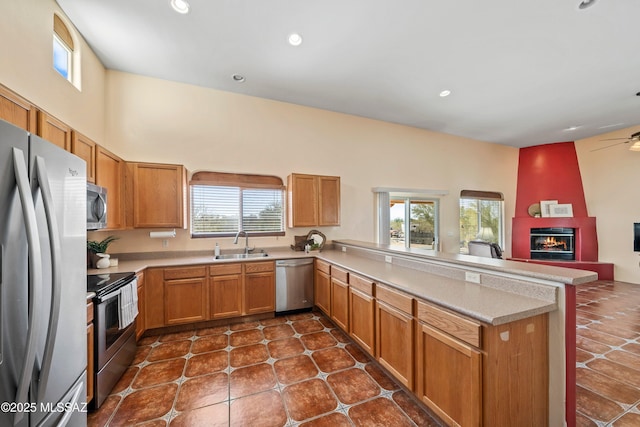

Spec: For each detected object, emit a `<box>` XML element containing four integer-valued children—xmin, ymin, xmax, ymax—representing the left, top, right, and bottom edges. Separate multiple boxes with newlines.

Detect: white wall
<box><xmin>576</xmin><ymin>127</ymin><xmax>640</xmax><ymax>284</ymax></box>
<box><xmin>101</xmin><ymin>71</ymin><xmax>519</xmax><ymax>255</ymax></box>
<box><xmin>0</xmin><ymin>0</ymin><xmax>106</xmax><ymax>142</ymax></box>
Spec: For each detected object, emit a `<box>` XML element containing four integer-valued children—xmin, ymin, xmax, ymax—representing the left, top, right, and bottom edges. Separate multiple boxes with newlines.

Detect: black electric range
<box><xmin>87</xmin><ymin>272</ymin><xmax>136</xmax><ymax>300</ymax></box>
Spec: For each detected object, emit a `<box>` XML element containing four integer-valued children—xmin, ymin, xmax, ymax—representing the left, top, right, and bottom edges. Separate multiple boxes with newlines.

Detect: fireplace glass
<box><xmin>530</xmin><ymin>227</ymin><xmax>575</xmax><ymax>260</ymax></box>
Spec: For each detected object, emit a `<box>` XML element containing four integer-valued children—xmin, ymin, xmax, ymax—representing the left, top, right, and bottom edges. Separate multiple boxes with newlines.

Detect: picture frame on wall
<box><xmin>540</xmin><ymin>200</ymin><xmax>558</xmax><ymax>217</ymax></box>
<box><xmin>550</xmin><ymin>203</ymin><xmax>573</xmax><ymax>217</ymax></box>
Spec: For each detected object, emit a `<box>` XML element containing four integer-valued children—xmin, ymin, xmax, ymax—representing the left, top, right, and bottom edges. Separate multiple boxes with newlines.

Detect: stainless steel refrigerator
<box><xmin>0</xmin><ymin>119</ymin><xmax>87</xmax><ymax>426</ymax></box>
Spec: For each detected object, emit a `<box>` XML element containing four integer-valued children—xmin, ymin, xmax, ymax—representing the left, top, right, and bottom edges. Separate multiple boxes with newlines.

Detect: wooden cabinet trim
<box><xmin>86</xmin><ymin>301</ymin><xmax>94</xmax><ymax>324</ymax></box>
<box><xmin>164</xmin><ymin>266</ymin><xmax>207</xmax><ymax>280</ymax></box>
<box><xmin>376</xmin><ymin>285</ymin><xmax>413</xmax><ymax>314</ymax></box>
<box><xmin>210</xmin><ymin>263</ymin><xmax>243</xmax><ymax>276</ymax></box>
<box><xmin>417</xmin><ymin>300</ymin><xmax>482</xmax><ymax>348</ymax></box>
<box><xmin>244</xmin><ymin>261</ymin><xmax>275</xmax><ymax>273</ymax></box>
<box><xmin>330</xmin><ymin>265</ymin><xmax>348</xmax><ymax>283</ymax></box>
<box><xmin>349</xmin><ymin>274</ymin><xmax>374</xmax><ymax>295</ymax></box>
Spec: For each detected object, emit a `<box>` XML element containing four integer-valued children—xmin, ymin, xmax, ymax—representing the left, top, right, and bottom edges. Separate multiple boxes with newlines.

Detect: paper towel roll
<box><xmin>149</xmin><ymin>230</ymin><xmax>176</xmax><ymax>239</ymax></box>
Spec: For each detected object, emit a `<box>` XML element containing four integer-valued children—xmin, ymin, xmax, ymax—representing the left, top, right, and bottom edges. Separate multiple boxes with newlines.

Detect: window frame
<box><xmin>53</xmin><ymin>33</ymin><xmax>72</xmax><ymax>81</ymax></box>
<box><xmin>459</xmin><ymin>190</ymin><xmax>504</xmax><ymax>254</ymax></box>
<box><xmin>189</xmin><ymin>172</ymin><xmax>286</xmax><ymax>239</ymax></box>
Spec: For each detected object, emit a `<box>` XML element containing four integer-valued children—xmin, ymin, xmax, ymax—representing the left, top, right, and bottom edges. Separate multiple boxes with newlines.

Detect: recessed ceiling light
<box><xmin>563</xmin><ymin>126</ymin><xmax>580</xmax><ymax>131</ymax></box>
<box><xmin>578</xmin><ymin>0</ymin><xmax>596</xmax><ymax>9</ymax></box>
<box><xmin>231</xmin><ymin>74</ymin><xmax>245</xmax><ymax>83</ymax></box>
<box><xmin>288</xmin><ymin>33</ymin><xmax>303</xmax><ymax>47</ymax></box>
<box><xmin>170</xmin><ymin>0</ymin><xmax>190</xmax><ymax>14</ymax></box>
<box><xmin>439</xmin><ymin>90</ymin><xmax>451</xmax><ymax>97</ymax></box>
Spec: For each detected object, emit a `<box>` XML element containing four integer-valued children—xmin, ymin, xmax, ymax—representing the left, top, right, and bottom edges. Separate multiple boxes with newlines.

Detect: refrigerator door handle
<box><xmin>54</xmin><ymin>378</ymin><xmax>84</xmax><ymax>427</ymax></box>
<box><xmin>33</xmin><ymin>156</ymin><xmax>62</xmax><ymax>401</ymax></box>
<box><xmin>11</xmin><ymin>148</ymin><xmax>43</xmax><ymax>426</ymax></box>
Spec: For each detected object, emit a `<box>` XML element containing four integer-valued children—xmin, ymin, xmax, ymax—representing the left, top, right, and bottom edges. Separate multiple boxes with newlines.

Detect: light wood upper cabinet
<box><xmin>37</xmin><ymin>111</ymin><xmax>71</xmax><ymax>151</ymax></box>
<box><xmin>0</xmin><ymin>85</ymin><xmax>37</xmax><ymax>132</ymax></box>
<box><xmin>71</xmin><ymin>131</ymin><xmax>96</xmax><ymax>183</ymax></box>
<box><xmin>128</xmin><ymin>162</ymin><xmax>187</xmax><ymax>228</ymax></box>
<box><xmin>96</xmin><ymin>146</ymin><xmax>125</xmax><ymax>230</ymax></box>
<box><xmin>287</xmin><ymin>173</ymin><xmax>340</xmax><ymax>227</ymax></box>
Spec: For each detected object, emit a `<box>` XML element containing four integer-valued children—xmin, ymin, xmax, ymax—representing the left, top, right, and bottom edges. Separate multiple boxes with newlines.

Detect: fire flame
<box><xmin>542</xmin><ymin>236</ymin><xmax>567</xmax><ymax>250</ymax></box>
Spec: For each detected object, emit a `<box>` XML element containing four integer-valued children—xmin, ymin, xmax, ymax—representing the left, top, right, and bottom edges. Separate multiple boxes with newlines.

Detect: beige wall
<box><xmin>0</xmin><ymin>0</ymin><xmax>106</xmax><ymax>142</ymax></box>
<box><xmin>101</xmin><ymin>71</ymin><xmax>519</xmax><ymax>256</ymax></box>
<box><xmin>576</xmin><ymin>127</ymin><xmax>640</xmax><ymax>284</ymax></box>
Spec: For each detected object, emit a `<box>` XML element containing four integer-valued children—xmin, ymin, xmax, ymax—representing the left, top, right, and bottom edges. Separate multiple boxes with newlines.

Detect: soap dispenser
<box><xmin>215</xmin><ymin>243</ymin><xmax>220</xmax><ymax>257</ymax></box>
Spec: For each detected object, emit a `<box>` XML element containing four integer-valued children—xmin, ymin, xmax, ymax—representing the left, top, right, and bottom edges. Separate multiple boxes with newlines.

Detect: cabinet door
<box><xmin>135</xmin><ymin>272</ymin><xmax>145</xmax><ymax>340</ymax></box>
<box><xmin>314</xmin><ymin>268</ymin><xmax>331</xmax><ymax>315</ymax></box>
<box><xmin>164</xmin><ymin>278</ymin><xmax>208</xmax><ymax>325</ymax></box>
<box><xmin>37</xmin><ymin>111</ymin><xmax>71</xmax><ymax>151</ymax></box>
<box><xmin>96</xmin><ymin>146</ymin><xmax>124</xmax><ymax>230</ymax></box>
<box><xmin>318</xmin><ymin>175</ymin><xmax>340</xmax><ymax>226</ymax></box>
<box><xmin>416</xmin><ymin>322</ymin><xmax>481</xmax><ymax>427</ymax></box>
<box><xmin>210</xmin><ymin>274</ymin><xmax>243</xmax><ymax>319</ymax></box>
<box><xmin>71</xmin><ymin>131</ymin><xmax>96</xmax><ymax>183</ymax></box>
<box><xmin>375</xmin><ymin>300</ymin><xmax>414</xmax><ymax>389</ymax></box>
<box><xmin>287</xmin><ymin>174</ymin><xmax>318</xmax><ymax>227</ymax></box>
<box><xmin>131</xmin><ymin>162</ymin><xmax>186</xmax><ymax>228</ymax></box>
<box><xmin>349</xmin><ymin>287</ymin><xmax>375</xmax><ymax>355</ymax></box>
<box><xmin>244</xmin><ymin>272</ymin><xmax>275</xmax><ymax>315</ymax></box>
<box><xmin>330</xmin><ymin>277</ymin><xmax>349</xmax><ymax>330</ymax></box>
<box><xmin>0</xmin><ymin>85</ymin><xmax>37</xmax><ymax>132</ymax></box>
<box><xmin>145</xmin><ymin>268</ymin><xmax>165</xmax><ymax>329</ymax></box>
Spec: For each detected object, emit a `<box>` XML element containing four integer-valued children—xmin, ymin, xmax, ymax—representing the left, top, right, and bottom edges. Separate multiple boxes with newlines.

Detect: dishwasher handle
<box><xmin>276</xmin><ymin>259</ymin><xmax>314</xmax><ymax>267</ymax></box>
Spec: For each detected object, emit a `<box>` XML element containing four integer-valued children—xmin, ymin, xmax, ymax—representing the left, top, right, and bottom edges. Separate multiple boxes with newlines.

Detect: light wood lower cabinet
<box><xmin>314</xmin><ymin>260</ymin><xmax>331</xmax><ymax>315</ymax></box>
<box><xmin>375</xmin><ymin>297</ymin><xmax>414</xmax><ymax>390</ymax></box>
<box><xmin>348</xmin><ymin>274</ymin><xmax>375</xmax><ymax>356</ymax></box>
<box><xmin>209</xmin><ymin>264</ymin><xmax>243</xmax><ymax>319</ymax></box>
<box><xmin>244</xmin><ymin>262</ymin><xmax>275</xmax><ymax>315</ymax></box>
<box><xmin>135</xmin><ymin>271</ymin><xmax>145</xmax><ymax>340</ymax></box>
<box><xmin>163</xmin><ymin>266</ymin><xmax>208</xmax><ymax>325</ymax></box>
<box><xmin>416</xmin><ymin>321</ymin><xmax>482</xmax><ymax>426</ymax></box>
<box><xmin>330</xmin><ymin>266</ymin><xmax>349</xmax><ymax>331</ymax></box>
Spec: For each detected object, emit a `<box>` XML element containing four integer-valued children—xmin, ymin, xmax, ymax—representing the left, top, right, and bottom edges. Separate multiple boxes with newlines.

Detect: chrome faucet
<box><xmin>233</xmin><ymin>230</ymin><xmax>252</xmax><ymax>254</ymax></box>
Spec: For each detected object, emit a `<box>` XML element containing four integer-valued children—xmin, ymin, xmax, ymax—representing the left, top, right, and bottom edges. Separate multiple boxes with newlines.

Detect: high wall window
<box><xmin>53</xmin><ymin>15</ymin><xmax>73</xmax><ymax>81</ymax></box>
<box><xmin>459</xmin><ymin>190</ymin><xmax>504</xmax><ymax>253</ymax></box>
<box><xmin>190</xmin><ymin>172</ymin><xmax>285</xmax><ymax>238</ymax></box>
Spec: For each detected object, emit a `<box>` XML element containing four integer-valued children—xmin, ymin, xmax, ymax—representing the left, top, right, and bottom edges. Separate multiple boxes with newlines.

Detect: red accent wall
<box><xmin>512</xmin><ymin>142</ymin><xmax>598</xmax><ymax>261</ymax></box>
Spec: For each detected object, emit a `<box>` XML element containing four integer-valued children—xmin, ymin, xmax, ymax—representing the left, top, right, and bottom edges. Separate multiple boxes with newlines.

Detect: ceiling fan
<box><xmin>591</xmin><ymin>131</ymin><xmax>640</xmax><ymax>152</ymax></box>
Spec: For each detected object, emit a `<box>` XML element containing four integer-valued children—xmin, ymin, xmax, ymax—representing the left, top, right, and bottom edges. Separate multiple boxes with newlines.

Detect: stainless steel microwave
<box><xmin>87</xmin><ymin>183</ymin><xmax>107</xmax><ymax>230</ymax></box>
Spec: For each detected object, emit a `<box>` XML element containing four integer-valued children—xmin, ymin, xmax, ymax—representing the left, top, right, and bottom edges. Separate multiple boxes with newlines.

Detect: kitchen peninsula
<box><xmin>90</xmin><ymin>239</ymin><xmax>596</xmax><ymax>426</ymax></box>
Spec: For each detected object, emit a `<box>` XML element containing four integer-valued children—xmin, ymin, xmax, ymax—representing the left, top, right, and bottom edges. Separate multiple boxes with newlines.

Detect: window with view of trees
<box><xmin>459</xmin><ymin>190</ymin><xmax>504</xmax><ymax>254</ymax></box>
<box><xmin>389</xmin><ymin>197</ymin><xmax>439</xmax><ymax>250</ymax></box>
<box><xmin>190</xmin><ymin>172</ymin><xmax>285</xmax><ymax>237</ymax></box>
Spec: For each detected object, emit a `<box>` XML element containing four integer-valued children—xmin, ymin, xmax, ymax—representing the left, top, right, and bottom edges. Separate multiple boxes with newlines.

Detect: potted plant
<box><xmin>87</xmin><ymin>235</ymin><xmax>119</xmax><ymax>268</ymax></box>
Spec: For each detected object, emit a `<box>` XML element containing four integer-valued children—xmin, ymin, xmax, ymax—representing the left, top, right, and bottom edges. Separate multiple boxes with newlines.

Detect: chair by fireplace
<box><xmin>530</xmin><ymin>227</ymin><xmax>575</xmax><ymax>260</ymax></box>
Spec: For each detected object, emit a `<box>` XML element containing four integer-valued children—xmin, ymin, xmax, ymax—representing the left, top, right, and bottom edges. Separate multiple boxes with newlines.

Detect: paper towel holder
<box><xmin>149</xmin><ymin>229</ymin><xmax>176</xmax><ymax>239</ymax></box>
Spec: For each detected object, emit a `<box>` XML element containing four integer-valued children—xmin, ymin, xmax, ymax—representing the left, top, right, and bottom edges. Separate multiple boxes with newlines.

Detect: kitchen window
<box><xmin>459</xmin><ymin>190</ymin><xmax>504</xmax><ymax>254</ymax></box>
<box><xmin>190</xmin><ymin>172</ymin><xmax>285</xmax><ymax>237</ymax></box>
<box><xmin>53</xmin><ymin>13</ymin><xmax>80</xmax><ymax>88</ymax></box>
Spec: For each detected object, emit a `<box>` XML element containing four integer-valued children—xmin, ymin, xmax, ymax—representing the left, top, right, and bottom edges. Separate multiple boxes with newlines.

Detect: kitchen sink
<box><xmin>214</xmin><ymin>252</ymin><xmax>269</xmax><ymax>260</ymax></box>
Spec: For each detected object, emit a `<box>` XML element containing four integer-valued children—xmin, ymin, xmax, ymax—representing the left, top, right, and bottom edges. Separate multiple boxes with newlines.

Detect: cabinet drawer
<box><xmin>86</xmin><ymin>301</ymin><xmax>93</xmax><ymax>324</ymax></box>
<box><xmin>245</xmin><ymin>261</ymin><xmax>274</xmax><ymax>273</ymax></box>
<box><xmin>376</xmin><ymin>285</ymin><xmax>413</xmax><ymax>314</ymax></box>
<box><xmin>164</xmin><ymin>266</ymin><xmax>207</xmax><ymax>280</ymax></box>
<box><xmin>316</xmin><ymin>259</ymin><xmax>331</xmax><ymax>274</ymax></box>
<box><xmin>331</xmin><ymin>266</ymin><xmax>348</xmax><ymax>283</ymax></box>
<box><xmin>349</xmin><ymin>274</ymin><xmax>374</xmax><ymax>296</ymax></box>
<box><xmin>210</xmin><ymin>263</ymin><xmax>242</xmax><ymax>276</ymax></box>
<box><xmin>416</xmin><ymin>300</ymin><xmax>481</xmax><ymax>348</ymax></box>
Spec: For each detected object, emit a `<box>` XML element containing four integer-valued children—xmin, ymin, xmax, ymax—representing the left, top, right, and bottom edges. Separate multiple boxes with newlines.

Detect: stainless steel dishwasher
<box><xmin>275</xmin><ymin>258</ymin><xmax>314</xmax><ymax>314</ymax></box>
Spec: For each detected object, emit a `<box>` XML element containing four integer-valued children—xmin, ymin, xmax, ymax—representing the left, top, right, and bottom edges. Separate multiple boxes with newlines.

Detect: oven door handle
<box><xmin>33</xmin><ymin>156</ymin><xmax>62</xmax><ymax>401</ymax></box>
<box><xmin>98</xmin><ymin>287</ymin><xmax>123</xmax><ymax>303</ymax></box>
<box><xmin>12</xmin><ymin>148</ymin><xmax>43</xmax><ymax>426</ymax></box>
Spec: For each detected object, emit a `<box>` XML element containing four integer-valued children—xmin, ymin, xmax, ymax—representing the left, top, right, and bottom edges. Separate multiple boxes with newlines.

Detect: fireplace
<box><xmin>530</xmin><ymin>227</ymin><xmax>575</xmax><ymax>260</ymax></box>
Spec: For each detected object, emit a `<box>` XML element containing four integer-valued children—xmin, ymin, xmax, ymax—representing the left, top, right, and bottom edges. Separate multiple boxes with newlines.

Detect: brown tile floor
<box><xmin>88</xmin><ymin>311</ymin><xmax>441</xmax><ymax>427</ymax></box>
<box><xmin>576</xmin><ymin>280</ymin><xmax>640</xmax><ymax>426</ymax></box>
